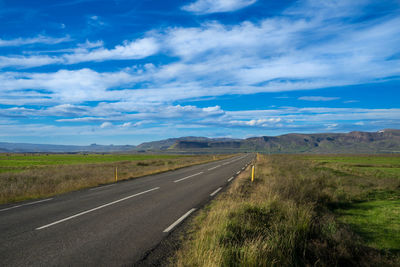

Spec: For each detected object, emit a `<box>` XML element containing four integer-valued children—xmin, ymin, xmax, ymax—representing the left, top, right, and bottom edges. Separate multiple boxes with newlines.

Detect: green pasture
<box><xmin>304</xmin><ymin>154</ymin><xmax>400</xmax><ymax>253</ymax></box>
<box><xmin>0</xmin><ymin>153</ymin><xmax>182</xmax><ymax>173</ymax></box>
<box><xmin>305</xmin><ymin>154</ymin><xmax>400</xmax><ymax>178</ymax></box>
<box><xmin>337</xmin><ymin>199</ymin><xmax>400</xmax><ymax>251</ymax></box>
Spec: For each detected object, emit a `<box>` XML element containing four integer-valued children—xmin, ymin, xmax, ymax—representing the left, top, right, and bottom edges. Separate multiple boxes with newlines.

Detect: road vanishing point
<box><xmin>0</xmin><ymin>154</ymin><xmax>255</xmax><ymax>266</ymax></box>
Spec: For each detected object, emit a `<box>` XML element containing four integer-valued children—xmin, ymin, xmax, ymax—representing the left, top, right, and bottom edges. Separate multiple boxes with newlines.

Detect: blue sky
<box><xmin>0</xmin><ymin>0</ymin><xmax>399</xmax><ymax>145</ymax></box>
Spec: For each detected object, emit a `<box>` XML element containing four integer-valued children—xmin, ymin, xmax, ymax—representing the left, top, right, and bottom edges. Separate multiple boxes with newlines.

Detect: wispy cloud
<box><xmin>182</xmin><ymin>0</ymin><xmax>257</xmax><ymax>14</ymax></box>
<box><xmin>87</xmin><ymin>15</ymin><xmax>109</xmax><ymax>30</ymax></box>
<box><xmin>0</xmin><ymin>68</ymin><xmax>137</xmax><ymax>104</ymax></box>
<box><xmin>1</xmin><ymin>105</ymin><xmax>399</xmax><ymax>141</ymax></box>
<box><xmin>0</xmin><ymin>37</ymin><xmax>159</xmax><ymax>68</ymax></box>
<box><xmin>298</xmin><ymin>96</ymin><xmax>340</xmax><ymax>101</ymax></box>
<box><xmin>0</xmin><ymin>35</ymin><xmax>71</xmax><ymax>47</ymax></box>
<box><xmin>64</xmin><ymin>37</ymin><xmax>159</xmax><ymax>63</ymax></box>
<box><xmin>0</xmin><ymin>0</ymin><xmax>399</xmax><ymax>142</ymax></box>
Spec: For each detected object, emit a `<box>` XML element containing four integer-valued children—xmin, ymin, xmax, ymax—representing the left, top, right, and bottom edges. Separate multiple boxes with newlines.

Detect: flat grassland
<box><xmin>173</xmin><ymin>154</ymin><xmax>399</xmax><ymax>266</ymax></box>
<box><xmin>0</xmin><ymin>154</ymin><xmax>180</xmax><ymax>173</ymax></box>
<box><xmin>0</xmin><ymin>153</ymin><xmax>231</xmax><ymax>204</ymax></box>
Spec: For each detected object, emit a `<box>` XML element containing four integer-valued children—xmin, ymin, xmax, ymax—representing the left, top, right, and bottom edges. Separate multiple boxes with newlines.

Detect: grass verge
<box><xmin>0</xmin><ymin>154</ymin><xmax>232</xmax><ymax>204</ymax></box>
<box><xmin>172</xmin><ymin>154</ymin><xmax>400</xmax><ymax>266</ymax></box>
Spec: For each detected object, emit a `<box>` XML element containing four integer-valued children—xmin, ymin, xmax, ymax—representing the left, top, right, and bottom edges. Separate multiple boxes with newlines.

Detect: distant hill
<box><xmin>1</xmin><ymin>129</ymin><xmax>399</xmax><ymax>153</ymax></box>
<box><xmin>132</xmin><ymin>129</ymin><xmax>400</xmax><ymax>154</ymax></box>
<box><xmin>0</xmin><ymin>142</ymin><xmax>135</xmax><ymax>153</ymax></box>
<box><xmin>135</xmin><ymin>136</ymin><xmax>240</xmax><ymax>152</ymax></box>
<box><xmin>135</xmin><ymin>137</ymin><xmax>215</xmax><ymax>151</ymax></box>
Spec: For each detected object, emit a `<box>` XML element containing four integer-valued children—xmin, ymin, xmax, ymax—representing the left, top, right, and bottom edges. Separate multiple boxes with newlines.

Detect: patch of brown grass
<box><xmin>172</xmin><ymin>154</ymin><xmax>399</xmax><ymax>266</ymax></box>
<box><xmin>0</xmin><ymin>154</ymin><xmax>232</xmax><ymax>204</ymax></box>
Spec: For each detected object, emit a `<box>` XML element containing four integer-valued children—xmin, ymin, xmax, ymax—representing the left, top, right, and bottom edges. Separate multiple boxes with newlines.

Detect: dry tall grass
<box><xmin>173</xmin><ymin>154</ymin><xmax>399</xmax><ymax>266</ymax></box>
<box><xmin>0</xmin><ymin>154</ymin><xmax>231</xmax><ymax>204</ymax></box>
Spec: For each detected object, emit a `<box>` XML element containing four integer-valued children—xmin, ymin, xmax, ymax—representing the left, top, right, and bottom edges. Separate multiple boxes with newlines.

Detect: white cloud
<box><xmin>0</xmin><ymin>37</ymin><xmax>159</xmax><ymax>68</ymax></box>
<box><xmin>226</xmin><ymin>108</ymin><xmax>400</xmax><ymax>123</ymax></box>
<box><xmin>57</xmin><ymin>117</ymin><xmax>106</xmax><ymax>122</ymax></box>
<box><xmin>100</xmin><ymin>122</ymin><xmax>112</xmax><ymax>128</ymax></box>
<box><xmin>0</xmin><ymin>35</ymin><xmax>71</xmax><ymax>47</ymax></box>
<box><xmin>2</xmin><ymin>105</ymin><xmax>400</xmax><ymax>142</ymax></box>
<box><xmin>119</xmin><ymin>121</ymin><xmax>144</xmax><ymax>128</ymax></box>
<box><xmin>64</xmin><ymin>37</ymin><xmax>159</xmax><ymax>63</ymax></box>
<box><xmin>0</xmin><ymin>68</ymin><xmax>137</xmax><ymax>103</ymax></box>
<box><xmin>229</xmin><ymin>118</ymin><xmax>282</xmax><ymax>127</ymax></box>
<box><xmin>1</xmin><ymin>0</ymin><xmax>400</xmax><ymax>141</ymax></box>
<box><xmin>77</xmin><ymin>40</ymin><xmax>104</xmax><ymax>49</ymax></box>
<box><xmin>298</xmin><ymin>96</ymin><xmax>340</xmax><ymax>101</ymax></box>
<box><xmin>88</xmin><ymin>15</ymin><xmax>106</xmax><ymax>28</ymax></box>
<box><xmin>0</xmin><ymin>55</ymin><xmax>63</xmax><ymax>68</ymax></box>
<box><xmin>182</xmin><ymin>0</ymin><xmax>256</xmax><ymax>14</ymax></box>
<box><xmin>325</xmin><ymin>123</ymin><xmax>338</xmax><ymax>129</ymax></box>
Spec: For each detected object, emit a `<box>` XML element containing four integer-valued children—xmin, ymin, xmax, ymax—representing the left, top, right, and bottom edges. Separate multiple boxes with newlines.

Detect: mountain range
<box><xmin>1</xmin><ymin>129</ymin><xmax>400</xmax><ymax>154</ymax></box>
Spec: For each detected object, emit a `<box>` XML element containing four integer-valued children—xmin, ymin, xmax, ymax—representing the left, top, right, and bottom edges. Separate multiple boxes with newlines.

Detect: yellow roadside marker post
<box><xmin>115</xmin><ymin>167</ymin><xmax>118</xmax><ymax>182</ymax></box>
<box><xmin>251</xmin><ymin>165</ymin><xmax>255</xmax><ymax>182</ymax></box>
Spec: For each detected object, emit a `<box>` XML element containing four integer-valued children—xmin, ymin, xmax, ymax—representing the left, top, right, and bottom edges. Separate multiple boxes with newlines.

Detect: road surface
<box><xmin>0</xmin><ymin>154</ymin><xmax>254</xmax><ymax>266</ymax></box>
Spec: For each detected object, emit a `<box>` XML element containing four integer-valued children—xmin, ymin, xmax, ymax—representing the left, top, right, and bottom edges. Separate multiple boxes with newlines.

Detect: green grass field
<box><xmin>306</xmin><ymin>154</ymin><xmax>400</xmax><ymax>178</ymax></box>
<box><xmin>337</xmin><ymin>199</ymin><xmax>400</xmax><ymax>251</ymax></box>
<box><xmin>306</xmin><ymin>154</ymin><xmax>400</xmax><ymax>253</ymax></box>
<box><xmin>0</xmin><ymin>153</ymin><xmax>181</xmax><ymax>172</ymax></box>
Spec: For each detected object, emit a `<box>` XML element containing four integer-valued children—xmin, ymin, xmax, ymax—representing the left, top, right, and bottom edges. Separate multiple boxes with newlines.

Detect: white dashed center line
<box><xmin>0</xmin><ymin>198</ymin><xmax>53</xmax><ymax>212</ymax></box>
<box><xmin>36</xmin><ymin>187</ymin><xmax>160</xmax><ymax>230</ymax></box>
<box><xmin>208</xmin><ymin>165</ymin><xmax>221</xmax><ymax>171</ymax></box>
<box><xmin>173</xmin><ymin>172</ymin><xmax>204</xmax><ymax>183</ymax></box>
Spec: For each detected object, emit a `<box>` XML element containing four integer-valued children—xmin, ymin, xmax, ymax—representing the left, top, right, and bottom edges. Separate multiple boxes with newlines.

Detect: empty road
<box><xmin>0</xmin><ymin>154</ymin><xmax>255</xmax><ymax>266</ymax></box>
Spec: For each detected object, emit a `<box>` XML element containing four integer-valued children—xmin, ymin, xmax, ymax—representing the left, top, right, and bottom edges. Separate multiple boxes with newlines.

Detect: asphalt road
<box><xmin>0</xmin><ymin>153</ymin><xmax>255</xmax><ymax>266</ymax></box>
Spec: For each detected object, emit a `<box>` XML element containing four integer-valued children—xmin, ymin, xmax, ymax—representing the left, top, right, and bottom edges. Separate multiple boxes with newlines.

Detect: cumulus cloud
<box><xmin>182</xmin><ymin>0</ymin><xmax>256</xmax><ymax>14</ymax></box>
<box><xmin>100</xmin><ymin>122</ymin><xmax>112</xmax><ymax>128</ymax></box>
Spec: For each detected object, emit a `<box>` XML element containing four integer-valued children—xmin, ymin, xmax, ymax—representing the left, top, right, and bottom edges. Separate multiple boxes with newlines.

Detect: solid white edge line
<box><xmin>173</xmin><ymin>172</ymin><xmax>203</xmax><ymax>183</ymax></box>
<box><xmin>36</xmin><ymin>187</ymin><xmax>160</xmax><ymax>230</ymax></box>
<box><xmin>89</xmin><ymin>184</ymin><xmax>115</xmax><ymax>191</ymax></box>
<box><xmin>210</xmin><ymin>187</ymin><xmax>222</xmax><ymax>197</ymax></box>
<box><xmin>228</xmin><ymin>177</ymin><xmax>234</xmax><ymax>182</ymax></box>
<box><xmin>163</xmin><ymin>208</ymin><xmax>196</xmax><ymax>233</ymax></box>
<box><xmin>236</xmin><ymin>171</ymin><xmax>241</xmax><ymax>174</ymax></box>
<box><xmin>0</xmin><ymin>198</ymin><xmax>53</xmax><ymax>212</ymax></box>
